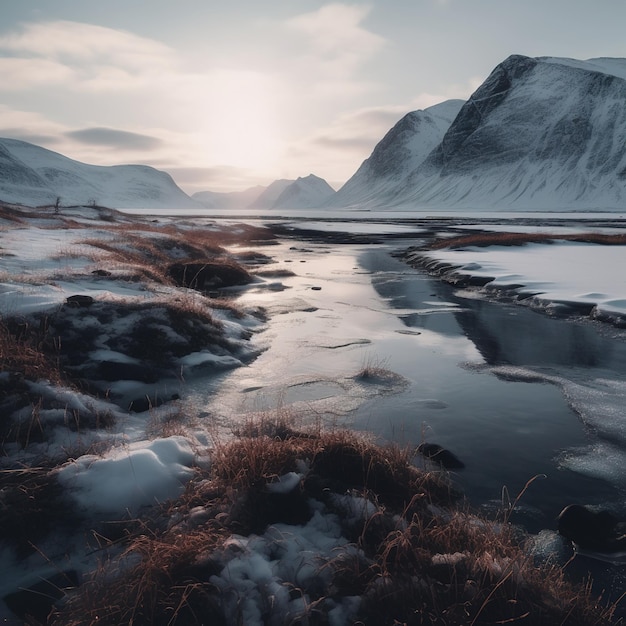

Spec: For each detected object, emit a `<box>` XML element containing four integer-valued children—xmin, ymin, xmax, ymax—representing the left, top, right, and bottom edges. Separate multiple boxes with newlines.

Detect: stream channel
<box><xmin>186</xmin><ymin>215</ymin><xmax>626</xmax><ymax>599</ymax></box>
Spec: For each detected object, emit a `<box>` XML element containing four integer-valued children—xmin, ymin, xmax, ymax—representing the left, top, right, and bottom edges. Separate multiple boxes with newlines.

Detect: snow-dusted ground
<box><xmin>421</xmin><ymin>240</ymin><xmax>626</xmax><ymax>322</ymax></box>
<box><xmin>2</xmin><ymin>207</ymin><xmax>626</xmax><ymax>622</ymax></box>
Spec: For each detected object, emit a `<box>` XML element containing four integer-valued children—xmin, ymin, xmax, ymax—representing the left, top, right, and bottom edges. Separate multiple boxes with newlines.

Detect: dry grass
<box><xmin>356</xmin><ymin>354</ymin><xmax>391</xmax><ymax>381</ymax></box>
<box><xmin>52</xmin><ymin>424</ymin><xmax>620</xmax><ymax>626</ymax></box>
<box><xmin>0</xmin><ymin>317</ymin><xmax>62</xmax><ymax>384</ymax></box>
<box><xmin>430</xmin><ymin>231</ymin><xmax>626</xmax><ymax>250</ymax></box>
<box><xmin>0</xmin><ymin>467</ymin><xmax>78</xmax><ymax>558</ymax></box>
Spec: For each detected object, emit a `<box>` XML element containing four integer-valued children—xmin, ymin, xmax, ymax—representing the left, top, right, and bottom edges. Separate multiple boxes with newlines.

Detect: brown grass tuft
<box><xmin>52</xmin><ymin>425</ymin><xmax>621</xmax><ymax>626</ymax></box>
<box><xmin>0</xmin><ymin>317</ymin><xmax>62</xmax><ymax>384</ymax></box>
<box><xmin>430</xmin><ymin>231</ymin><xmax>626</xmax><ymax>250</ymax></box>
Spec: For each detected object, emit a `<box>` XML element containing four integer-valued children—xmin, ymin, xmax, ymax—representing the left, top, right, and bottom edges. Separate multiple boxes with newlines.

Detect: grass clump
<box><xmin>51</xmin><ymin>425</ymin><xmax>620</xmax><ymax>626</ymax></box>
<box><xmin>430</xmin><ymin>231</ymin><xmax>626</xmax><ymax>250</ymax></box>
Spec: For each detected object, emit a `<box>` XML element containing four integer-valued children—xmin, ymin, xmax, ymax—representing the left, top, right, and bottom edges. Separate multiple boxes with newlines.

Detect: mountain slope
<box><xmin>192</xmin><ymin>186</ymin><xmax>265</xmax><ymax>210</ymax></box>
<box><xmin>336</xmin><ymin>55</ymin><xmax>626</xmax><ymax>211</ymax></box>
<box><xmin>272</xmin><ymin>174</ymin><xmax>335</xmax><ymax>209</ymax></box>
<box><xmin>330</xmin><ymin>100</ymin><xmax>464</xmax><ymax>207</ymax></box>
<box><xmin>0</xmin><ymin>139</ymin><xmax>198</xmax><ymax>209</ymax></box>
<box><xmin>401</xmin><ymin>55</ymin><xmax>626</xmax><ymax>209</ymax></box>
<box><xmin>249</xmin><ymin>179</ymin><xmax>294</xmax><ymax>210</ymax></box>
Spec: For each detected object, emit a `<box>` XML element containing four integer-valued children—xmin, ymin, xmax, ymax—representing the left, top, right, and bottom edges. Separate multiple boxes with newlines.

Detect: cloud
<box><xmin>65</xmin><ymin>127</ymin><xmax>164</xmax><ymax>150</ymax></box>
<box><xmin>409</xmin><ymin>77</ymin><xmax>481</xmax><ymax>110</ymax></box>
<box><xmin>0</xmin><ymin>57</ymin><xmax>75</xmax><ymax>89</ymax></box>
<box><xmin>280</xmin><ymin>104</ymin><xmax>413</xmax><ymax>184</ymax></box>
<box><xmin>280</xmin><ymin>3</ymin><xmax>386</xmax><ymax>97</ymax></box>
<box><xmin>286</xmin><ymin>4</ymin><xmax>385</xmax><ymax>63</ymax></box>
<box><xmin>0</xmin><ymin>20</ymin><xmax>171</xmax><ymax>70</ymax></box>
<box><xmin>305</xmin><ymin>105</ymin><xmax>410</xmax><ymax>153</ymax></box>
<box><xmin>0</xmin><ymin>20</ymin><xmax>173</xmax><ymax>92</ymax></box>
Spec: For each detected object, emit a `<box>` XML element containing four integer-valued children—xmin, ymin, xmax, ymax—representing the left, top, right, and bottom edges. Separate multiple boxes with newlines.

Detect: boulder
<box><xmin>167</xmin><ymin>260</ymin><xmax>252</xmax><ymax>290</ymax></box>
<box><xmin>65</xmin><ymin>294</ymin><xmax>94</xmax><ymax>307</ymax></box>
<box><xmin>557</xmin><ymin>504</ymin><xmax>626</xmax><ymax>552</ymax></box>
<box><xmin>416</xmin><ymin>443</ymin><xmax>465</xmax><ymax>469</ymax></box>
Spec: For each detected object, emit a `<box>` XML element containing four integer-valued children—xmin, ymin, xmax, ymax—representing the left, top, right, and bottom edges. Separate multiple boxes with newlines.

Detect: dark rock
<box><xmin>416</xmin><ymin>443</ymin><xmax>465</xmax><ymax>469</ymax></box>
<box><xmin>311</xmin><ymin>286</ymin><xmax>322</xmax><ymax>291</ymax></box>
<box><xmin>94</xmin><ymin>360</ymin><xmax>160</xmax><ymax>383</ymax></box>
<box><xmin>168</xmin><ymin>260</ymin><xmax>252</xmax><ymax>290</ymax></box>
<box><xmin>91</xmin><ymin>269</ymin><xmax>112</xmax><ymax>277</ymax></box>
<box><xmin>65</xmin><ymin>294</ymin><xmax>94</xmax><ymax>307</ymax></box>
<box><xmin>557</xmin><ymin>504</ymin><xmax>626</xmax><ymax>552</ymax></box>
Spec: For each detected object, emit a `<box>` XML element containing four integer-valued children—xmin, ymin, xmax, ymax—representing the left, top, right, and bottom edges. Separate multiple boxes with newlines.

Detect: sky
<box><xmin>1</xmin><ymin>1</ymin><xmax>626</xmax><ymax>195</ymax></box>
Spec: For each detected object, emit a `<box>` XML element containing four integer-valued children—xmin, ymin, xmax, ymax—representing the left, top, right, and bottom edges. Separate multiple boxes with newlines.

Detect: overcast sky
<box><xmin>1</xmin><ymin>1</ymin><xmax>625</xmax><ymax>193</ymax></box>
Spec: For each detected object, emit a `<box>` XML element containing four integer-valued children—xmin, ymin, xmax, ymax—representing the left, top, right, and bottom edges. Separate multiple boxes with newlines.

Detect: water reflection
<box><xmin>449</xmin><ymin>292</ymin><xmax>624</xmax><ymax>369</ymax></box>
<box><xmin>360</xmin><ymin>246</ymin><xmax>625</xmax><ymax>528</ymax></box>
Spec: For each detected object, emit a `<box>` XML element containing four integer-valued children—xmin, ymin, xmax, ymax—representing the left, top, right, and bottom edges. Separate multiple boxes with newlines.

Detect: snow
<box><xmin>271</xmin><ymin>174</ymin><xmax>336</xmax><ymax>210</ymax></box>
<box><xmin>542</xmin><ymin>56</ymin><xmax>626</xmax><ymax>81</ymax></box>
<box><xmin>424</xmin><ymin>240</ymin><xmax>626</xmax><ymax>320</ymax></box>
<box><xmin>57</xmin><ymin>436</ymin><xmax>195</xmax><ymax>515</ymax></box>
<box><xmin>0</xmin><ymin>138</ymin><xmax>199</xmax><ymax>209</ymax></box>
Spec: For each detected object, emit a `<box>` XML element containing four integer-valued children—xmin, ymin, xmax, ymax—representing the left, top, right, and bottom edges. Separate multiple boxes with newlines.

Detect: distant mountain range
<box><xmin>193</xmin><ymin>175</ymin><xmax>336</xmax><ymax>211</ymax></box>
<box><xmin>333</xmin><ymin>55</ymin><xmax>626</xmax><ymax>211</ymax></box>
<box><xmin>0</xmin><ymin>137</ymin><xmax>335</xmax><ymax>211</ymax></box>
<box><xmin>3</xmin><ymin>54</ymin><xmax>626</xmax><ymax>212</ymax></box>
<box><xmin>0</xmin><ymin>138</ymin><xmax>198</xmax><ymax>209</ymax></box>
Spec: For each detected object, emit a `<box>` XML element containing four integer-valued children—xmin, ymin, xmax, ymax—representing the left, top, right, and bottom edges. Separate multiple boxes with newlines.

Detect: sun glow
<box><xmin>196</xmin><ymin>69</ymin><xmax>283</xmax><ymax>170</ymax></box>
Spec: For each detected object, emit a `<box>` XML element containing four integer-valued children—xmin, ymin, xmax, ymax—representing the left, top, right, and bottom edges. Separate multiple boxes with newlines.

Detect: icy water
<box><xmin>191</xmin><ymin>220</ymin><xmax>626</xmax><ymax>535</ymax></box>
<box><xmin>183</xmin><ymin>215</ymin><xmax>626</xmax><ymax>608</ymax></box>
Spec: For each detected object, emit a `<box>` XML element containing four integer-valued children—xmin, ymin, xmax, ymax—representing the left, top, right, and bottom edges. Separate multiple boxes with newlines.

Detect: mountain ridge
<box><xmin>333</xmin><ymin>54</ymin><xmax>626</xmax><ymax>211</ymax></box>
<box><xmin>0</xmin><ymin>138</ymin><xmax>198</xmax><ymax>209</ymax></box>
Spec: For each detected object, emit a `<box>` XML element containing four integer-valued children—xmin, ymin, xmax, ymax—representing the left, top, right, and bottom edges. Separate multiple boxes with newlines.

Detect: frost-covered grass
<box><xmin>52</xmin><ymin>425</ymin><xmax>619</xmax><ymax>626</ymax></box>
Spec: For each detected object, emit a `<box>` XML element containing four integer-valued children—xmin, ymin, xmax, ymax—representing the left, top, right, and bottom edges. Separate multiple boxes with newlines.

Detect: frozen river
<box><xmin>188</xmin><ymin>217</ymin><xmax>626</xmax><ymax>537</ymax></box>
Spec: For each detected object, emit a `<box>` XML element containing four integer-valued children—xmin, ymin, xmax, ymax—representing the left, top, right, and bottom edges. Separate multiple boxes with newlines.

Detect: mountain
<box><xmin>331</xmin><ymin>100</ymin><xmax>464</xmax><ymax>207</ymax></box>
<box><xmin>249</xmin><ymin>179</ymin><xmax>294</xmax><ymax>210</ymax></box>
<box><xmin>334</xmin><ymin>55</ymin><xmax>626</xmax><ymax>211</ymax></box>
<box><xmin>0</xmin><ymin>138</ymin><xmax>198</xmax><ymax>209</ymax></box>
<box><xmin>193</xmin><ymin>175</ymin><xmax>335</xmax><ymax>211</ymax></box>
<box><xmin>271</xmin><ymin>174</ymin><xmax>336</xmax><ymax>209</ymax></box>
<box><xmin>192</xmin><ymin>186</ymin><xmax>265</xmax><ymax>210</ymax></box>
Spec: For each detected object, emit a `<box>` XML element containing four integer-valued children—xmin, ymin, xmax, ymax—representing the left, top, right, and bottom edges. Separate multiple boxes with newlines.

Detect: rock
<box><xmin>65</xmin><ymin>294</ymin><xmax>94</xmax><ymax>307</ymax></box>
<box><xmin>416</xmin><ymin>443</ymin><xmax>465</xmax><ymax>469</ymax></box>
<box><xmin>557</xmin><ymin>504</ymin><xmax>626</xmax><ymax>552</ymax></box>
<box><xmin>167</xmin><ymin>260</ymin><xmax>252</xmax><ymax>290</ymax></box>
<box><xmin>91</xmin><ymin>269</ymin><xmax>112</xmax><ymax>277</ymax></box>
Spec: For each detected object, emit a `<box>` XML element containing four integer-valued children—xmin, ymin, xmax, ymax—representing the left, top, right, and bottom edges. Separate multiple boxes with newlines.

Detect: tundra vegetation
<box><xmin>0</xmin><ymin>202</ymin><xmax>622</xmax><ymax>625</ymax></box>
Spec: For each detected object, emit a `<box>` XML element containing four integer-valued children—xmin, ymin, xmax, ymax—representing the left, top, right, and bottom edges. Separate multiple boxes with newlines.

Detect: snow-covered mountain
<box><xmin>335</xmin><ymin>55</ymin><xmax>626</xmax><ymax>211</ymax></box>
<box><xmin>331</xmin><ymin>100</ymin><xmax>464</xmax><ymax>207</ymax></box>
<box><xmin>0</xmin><ymin>138</ymin><xmax>198</xmax><ymax>209</ymax></box>
<box><xmin>193</xmin><ymin>175</ymin><xmax>334</xmax><ymax>211</ymax></box>
<box><xmin>271</xmin><ymin>174</ymin><xmax>336</xmax><ymax>209</ymax></box>
<box><xmin>249</xmin><ymin>179</ymin><xmax>294</xmax><ymax>210</ymax></box>
<box><xmin>192</xmin><ymin>186</ymin><xmax>265</xmax><ymax>210</ymax></box>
